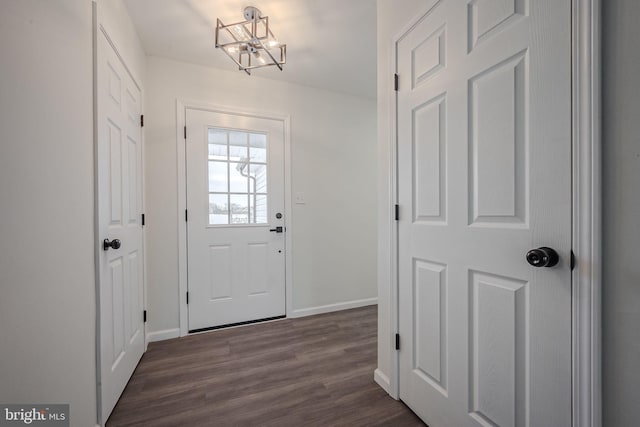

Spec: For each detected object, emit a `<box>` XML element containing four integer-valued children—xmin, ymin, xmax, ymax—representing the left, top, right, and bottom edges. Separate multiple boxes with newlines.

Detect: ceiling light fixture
<box><xmin>215</xmin><ymin>6</ymin><xmax>286</xmax><ymax>75</ymax></box>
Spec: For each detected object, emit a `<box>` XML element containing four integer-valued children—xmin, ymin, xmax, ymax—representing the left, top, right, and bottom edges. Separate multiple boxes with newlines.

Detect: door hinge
<box><xmin>186</xmin><ymin>292</ymin><xmax>189</xmax><ymax>305</ymax></box>
<box><xmin>394</xmin><ymin>74</ymin><xmax>399</xmax><ymax>91</ymax></box>
<box><xmin>395</xmin><ymin>333</ymin><xmax>400</xmax><ymax>350</ymax></box>
<box><xmin>140</xmin><ymin>115</ymin><xmax>144</xmax><ymax>127</ymax></box>
<box><xmin>394</xmin><ymin>204</ymin><xmax>399</xmax><ymax>221</ymax></box>
<box><xmin>141</xmin><ymin>213</ymin><xmax>145</xmax><ymax>226</ymax></box>
<box><xmin>184</xmin><ymin>126</ymin><xmax>187</xmax><ymax>139</ymax></box>
<box><xmin>185</xmin><ymin>209</ymin><xmax>188</xmax><ymax>222</ymax></box>
<box><xmin>143</xmin><ymin>310</ymin><xmax>147</xmax><ymax>323</ymax></box>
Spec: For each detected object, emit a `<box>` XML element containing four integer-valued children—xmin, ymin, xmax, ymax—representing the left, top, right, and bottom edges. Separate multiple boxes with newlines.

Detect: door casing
<box><xmin>379</xmin><ymin>1</ymin><xmax>602</xmax><ymax>427</ymax></box>
<box><xmin>176</xmin><ymin>100</ymin><xmax>293</xmax><ymax>337</ymax></box>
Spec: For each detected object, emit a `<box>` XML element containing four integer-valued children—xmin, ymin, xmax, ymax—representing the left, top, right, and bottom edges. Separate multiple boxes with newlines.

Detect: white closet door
<box><xmin>397</xmin><ymin>1</ymin><xmax>572</xmax><ymax>426</ymax></box>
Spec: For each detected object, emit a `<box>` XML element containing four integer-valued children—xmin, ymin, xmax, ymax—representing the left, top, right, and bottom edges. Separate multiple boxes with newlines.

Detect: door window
<box><xmin>208</xmin><ymin>128</ymin><xmax>268</xmax><ymax>225</ymax></box>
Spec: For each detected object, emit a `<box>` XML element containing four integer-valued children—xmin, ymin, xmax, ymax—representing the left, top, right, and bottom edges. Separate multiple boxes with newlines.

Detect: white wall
<box><xmin>0</xmin><ymin>1</ymin><xmax>144</xmax><ymax>426</ymax></box>
<box><xmin>144</xmin><ymin>57</ymin><xmax>378</xmax><ymax>336</ymax></box>
<box><xmin>0</xmin><ymin>1</ymin><xmax>96</xmax><ymax>425</ymax></box>
<box><xmin>375</xmin><ymin>0</ymin><xmax>435</xmax><ymax>395</ymax></box>
<box><xmin>602</xmin><ymin>1</ymin><xmax>640</xmax><ymax>425</ymax></box>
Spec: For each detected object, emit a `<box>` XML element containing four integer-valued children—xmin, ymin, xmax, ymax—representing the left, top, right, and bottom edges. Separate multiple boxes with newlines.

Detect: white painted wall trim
<box><xmin>387</xmin><ymin>33</ymin><xmax>401</xmax><ymax>403</ymax></box>
<box><xmin>177</xmin><ymin>99</ymin><xmax>189</xmax><ymax>337</ymax></box>
<box><xmin>147</xmin><ymin>328</ymin><xmax>181</xmax><ymax>343</ymax></box>
<box><xmin>91</xmin><ymin>5</ymin><xmax>101</xmax><ymax>425</ymax></box>
<box><xmin>572</xmin><ymin>0</ymin><xmax>602</xmax><ymax>426</ymax></box>
<box><xmin>382</xmin><ymin>2</ymin><xmax>602</xmax><ymax>426</ymax></box>
<box><xmin>374</xmin><ymin>368</ymin><xmax>392</xmax><ymax>395</ymax></box>
<box><xmin>383</xmin><ymin>3</ymin><xmax>444</xmax><ymax>401</ymax></box>
<box><xmin>176</xmin><ymin>99</ymin><xmax>293</xmax><ymax>337</ymax></box>
<box><xmin>290</xmin><ymin>297</ymin><xmax>378</xmax><ymax>318</ymax></box>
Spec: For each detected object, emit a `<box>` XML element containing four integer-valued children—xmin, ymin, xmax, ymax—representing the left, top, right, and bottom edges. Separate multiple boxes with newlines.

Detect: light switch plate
<box><xmin>295</xmin><ymin>192</ymin><xmax>306</xmax><ymax>204</ymax></box>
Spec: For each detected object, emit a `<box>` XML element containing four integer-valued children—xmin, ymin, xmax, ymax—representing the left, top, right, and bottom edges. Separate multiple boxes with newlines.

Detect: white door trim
<box><xmin>382</xmin><ymin>1</ymin><xmax>602</xmax><ymax>426</ymax></box>
<box><xmin>571</xmin><ymin>0</ymin><xmax>602</xmax><ymax>425</ymax></box>
<box><xmin>176</xmin><ymin>100</ymin><xmax>293</xmax><ymax>337</ymax></box>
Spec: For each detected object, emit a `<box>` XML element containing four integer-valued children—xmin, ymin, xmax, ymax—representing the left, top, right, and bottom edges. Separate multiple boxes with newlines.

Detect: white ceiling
<box><xmin>123</xmin><ymin>0</ymin><xmax>377</xmax><ymax>99</ymax></box>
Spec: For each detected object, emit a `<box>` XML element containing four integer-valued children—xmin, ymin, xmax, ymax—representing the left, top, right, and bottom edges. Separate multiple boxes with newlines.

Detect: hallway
<box><xmin>107</xmin><ymin>306</ymin><xmax>423</xmax><ymax>426</ymax></box>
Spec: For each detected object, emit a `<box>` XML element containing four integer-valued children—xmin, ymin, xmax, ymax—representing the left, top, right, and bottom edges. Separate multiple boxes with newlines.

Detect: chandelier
<box><xmin>215</xmin><ymin>6</ymin><xmax>286</xmax><ymax>75</ymax></box>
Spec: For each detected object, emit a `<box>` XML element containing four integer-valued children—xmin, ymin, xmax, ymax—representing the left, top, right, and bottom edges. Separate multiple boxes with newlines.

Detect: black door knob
<box><xmin>526</xmin><ymin>247</ymin><xmax>559</xmax><ymax>267</ymax></box>
<box><xmin>269</xmin><ymin>226</ymin><xmax>284</xmax><ymax>233</ymax></box>
<box><xmin>103</xmin><ymin>238</ymin><xmax>122</xmax><ymax>251</ymax></box>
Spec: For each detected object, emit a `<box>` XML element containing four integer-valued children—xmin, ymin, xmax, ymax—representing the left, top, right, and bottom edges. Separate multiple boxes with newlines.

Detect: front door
<box><xmin>397</xmin><ymin>1</ymin><xmax>572</xmax><ymax>426</ymax></box>
<box><xmin>96</xmin><ymin>30</ymin><xmax>145</xmax><ymax>423</ymax></box>
<box><xmin>186</xmin><ymin>109</ymin><xmax>286</xmax><ymax>331</ymax></box>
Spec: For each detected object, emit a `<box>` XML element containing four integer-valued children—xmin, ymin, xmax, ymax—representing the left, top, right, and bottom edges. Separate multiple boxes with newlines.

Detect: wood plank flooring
<box><xmin>107</xmin><ymin>305</ymin><xmax>425</xmax><ymax>426</ymax></box>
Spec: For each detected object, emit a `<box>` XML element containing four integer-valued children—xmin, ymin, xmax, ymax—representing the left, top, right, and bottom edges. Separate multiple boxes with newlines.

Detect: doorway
<box><xmin>185</xmin><ymin>108</ymin><xmax>287</xmax><ymax>331</ymax></box>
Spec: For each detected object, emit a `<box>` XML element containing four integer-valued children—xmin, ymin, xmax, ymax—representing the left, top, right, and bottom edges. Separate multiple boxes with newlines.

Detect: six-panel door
<box><xmin>97</xmin><ymin>30</ymin><xmax>145</xmax><ymax>423</ymax></box>
<box><xmin>397</xmin><ymin>1</ymin><xmax>572</xmax><ymax>426</ymax></box>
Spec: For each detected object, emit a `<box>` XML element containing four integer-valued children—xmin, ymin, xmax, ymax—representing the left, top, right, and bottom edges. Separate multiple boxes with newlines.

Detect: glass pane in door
<box><xmin>207</xmin><ymin>128</ymin><xmax>269</xmax><ymax>225</ymax></box>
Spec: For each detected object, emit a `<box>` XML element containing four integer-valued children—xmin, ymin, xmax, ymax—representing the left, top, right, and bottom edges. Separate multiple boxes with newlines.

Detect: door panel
<box><xmin>397</xmin><ymin>1</ymin><xmax>571</xmax><ymax>426</ymax></box>
<box><xmin>97</xmin><ymin>30</ymin><xmax>145</xmax><ymax>424</ymax></box>
<box><xmin>469</xmin><ymin>271</ymin><xmax>528</xmax><ymax>427</ymax></box>
<box><xmin>413</xmin><ymin>259</ymin><xmax>447</xmax><ymax>394</ymax></box>
<box><xmin>413</xmin><ymin>94</ymin><xmax>447</xmax><ymax>223</ymax></box>
<box><xmin>186</xmin><ymin>110</ymin><xmax>286</xmax><ymax>331</ymax></box>
<box><xmin>469</xmin><ymin>51</ymin><xmax>527</xmax><ymax>225</ymax></box>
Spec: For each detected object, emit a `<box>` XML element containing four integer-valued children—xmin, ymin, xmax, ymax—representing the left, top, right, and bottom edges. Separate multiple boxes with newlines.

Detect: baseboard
<box><xmin>374</xmin><ymin>368</ymin><xmax>392</xmax><ymax>395</ymax></box>
<box><xmin>290</xmin><ymin>297</ymin><xmax>378</xmax><ymax>318</ymax></box>
<box><xmin>146</xmin><ymin>328</ymin><xmax>180</xmax><ymax>343</ymax></box>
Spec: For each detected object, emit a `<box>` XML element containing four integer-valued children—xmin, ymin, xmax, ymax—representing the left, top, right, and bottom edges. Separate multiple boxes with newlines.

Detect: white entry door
<box><xmin>96</xmin><ymin>30</ymin><xmax>145</xmax><ymax>423</ymax></box>
<box><xmin>186</xmin><ymin>109</ymin><xmax>286</xmax><ymax>331</ymax></box>
<box><xmin>397</xmin><ymin>1</ymin><xmax>571</xmax><ymax>426</ymax></box>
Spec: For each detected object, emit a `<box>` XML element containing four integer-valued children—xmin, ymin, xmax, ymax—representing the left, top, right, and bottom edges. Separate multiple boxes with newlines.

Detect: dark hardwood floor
<box><xmin>107</xmin><ymin>305</ymin><xmax>425</xmax><ymax>426</ymax></box>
